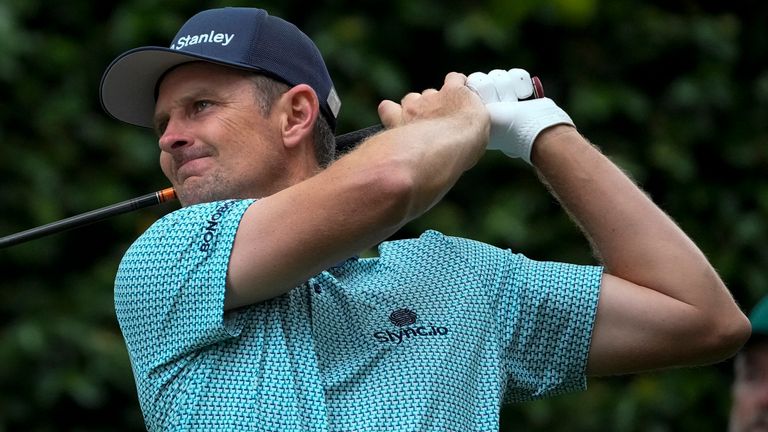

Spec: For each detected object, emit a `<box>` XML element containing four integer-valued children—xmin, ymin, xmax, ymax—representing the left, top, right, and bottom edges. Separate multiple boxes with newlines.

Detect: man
<box><xmin>731</xmin><ymin>297</ymin><xmax>768</xmax><ymax>432</ymax></box>
<box><xmin>100</xmin><ymin>7</ymin><xmax>750</xmax><ymax>431</ymax></box>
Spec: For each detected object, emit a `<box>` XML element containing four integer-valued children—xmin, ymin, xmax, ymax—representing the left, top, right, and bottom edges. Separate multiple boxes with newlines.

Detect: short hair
<box><xmin>249</xmin><ymin>74</ymin><xmax>336</xmax><ymax>167</ymax></box>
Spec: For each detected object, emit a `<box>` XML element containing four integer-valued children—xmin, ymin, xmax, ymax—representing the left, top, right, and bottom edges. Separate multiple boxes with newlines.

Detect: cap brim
<box><xmin>99</xmin><ymin>47</ymin><xmax>257</xmax><ymax>129</ymax></box>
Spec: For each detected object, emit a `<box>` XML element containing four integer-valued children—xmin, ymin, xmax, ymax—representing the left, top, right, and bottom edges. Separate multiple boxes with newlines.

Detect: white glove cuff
<box><xmin>514</xmin><ymin>98</ymin><xmax>574</xmax><ymax>164</ymax></box>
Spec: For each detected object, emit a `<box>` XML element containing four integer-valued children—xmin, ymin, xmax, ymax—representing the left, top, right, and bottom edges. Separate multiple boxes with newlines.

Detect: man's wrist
<box><xmin>530</xmin><ymin>124</ymin><xmax>580</xmax><ymax>166</ymax></box>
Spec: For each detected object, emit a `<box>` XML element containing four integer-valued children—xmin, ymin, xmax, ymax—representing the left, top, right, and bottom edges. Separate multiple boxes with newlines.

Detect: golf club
<box><xmin>0</xmin><ymin>76</ymin><xmax>544</xmax><ymax>249</ymax></box>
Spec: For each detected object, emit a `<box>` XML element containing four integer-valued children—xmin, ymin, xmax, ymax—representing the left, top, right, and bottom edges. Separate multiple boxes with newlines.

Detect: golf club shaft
<box><xmin>0</xmin><ymin>76</ymin><xmax>544</xmax><ymax>249</ymax></box>
<box><xmin>0</xmin><ymin>188</ymin><xmax>177</xmax><ymax>249</ymax></box>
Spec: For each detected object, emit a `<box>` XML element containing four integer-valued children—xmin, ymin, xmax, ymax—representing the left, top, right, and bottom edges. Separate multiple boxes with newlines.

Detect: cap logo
<box><xmin>327</xmin><ymin>86</ymin><xmax>341</xmax><ymax>118</ymax></box>
<box><xmin>171</xmin><ymin>31</ymin><xmax>235</xmax><ymax>50</ymax></box>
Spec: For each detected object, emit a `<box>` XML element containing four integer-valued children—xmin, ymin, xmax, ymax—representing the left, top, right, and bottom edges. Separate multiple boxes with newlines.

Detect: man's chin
<box><xmin>175</xmin><ymin>181</ymin><xmax>222</xmax><ymax>207</ymax></box>
<box><xmin>172</xmin><ymin>172</ymin><xmax>223</xmax><ymax>205</ymax></box>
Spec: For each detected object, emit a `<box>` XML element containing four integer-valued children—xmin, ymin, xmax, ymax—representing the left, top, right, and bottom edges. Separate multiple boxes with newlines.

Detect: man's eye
<box><xmin>154</xmin><ymin>120</ymin><xmax>168</xmax><ymax>137</ymax></box>
<box><xmin>193</xmin><ymin>100</ymin><xmax>212</xmax><ymax>112</ymax></box>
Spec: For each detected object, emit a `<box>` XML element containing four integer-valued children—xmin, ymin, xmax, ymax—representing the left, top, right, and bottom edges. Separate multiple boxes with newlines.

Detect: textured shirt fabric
<box><xmin>114</xmin><ymin>199</ymin><xmax>603</xmax><ymax>431</ymax></box>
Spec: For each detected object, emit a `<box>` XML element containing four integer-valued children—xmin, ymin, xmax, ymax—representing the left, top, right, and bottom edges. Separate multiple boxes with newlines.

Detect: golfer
<box><xmin>100</xmin><ymin>7</ymin><xmax>750</xmax><ymax>431</ymax></box>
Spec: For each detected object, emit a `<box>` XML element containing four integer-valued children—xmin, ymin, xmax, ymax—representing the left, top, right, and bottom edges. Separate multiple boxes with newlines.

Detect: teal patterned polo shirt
<box><xmin>115</xmin><ymin>199</ymin><xmax>602</xmax><ymax>431</ymax></box>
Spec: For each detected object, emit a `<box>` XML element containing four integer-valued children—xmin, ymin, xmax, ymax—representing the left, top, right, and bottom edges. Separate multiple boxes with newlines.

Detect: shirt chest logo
<box><xmin>372</xmin><ymin>308</ymin><xmax>449</xmax><ymax>344</ymax></box>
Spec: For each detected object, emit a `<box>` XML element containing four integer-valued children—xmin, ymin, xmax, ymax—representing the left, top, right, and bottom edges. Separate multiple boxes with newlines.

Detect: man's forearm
<box><xmin>531</xmin><ymin>125</ymin><xmax>749</xmax><ymax>372</ymax></box>
<box><xmin>531</xmin><ymin>125</ymin><xmax>717</xmax><ymax>300</ymax></box>
<box><xmin>226</xmin><ymin>83</ymin><xmax>489</xmax><ymax>309</ymax></box>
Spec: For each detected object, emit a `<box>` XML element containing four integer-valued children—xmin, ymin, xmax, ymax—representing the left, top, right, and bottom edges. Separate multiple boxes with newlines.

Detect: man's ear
<box><xmin>280</xmin><ymin>84</ymin><xmax>319</xmax><ymax>149</ymax></box>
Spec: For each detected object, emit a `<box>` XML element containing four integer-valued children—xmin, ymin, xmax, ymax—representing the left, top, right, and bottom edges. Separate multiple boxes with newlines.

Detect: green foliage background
<box><xmin>0</xmin><ymin>0</ymin><xmax>766</xmax><ymax>430</ymax></box>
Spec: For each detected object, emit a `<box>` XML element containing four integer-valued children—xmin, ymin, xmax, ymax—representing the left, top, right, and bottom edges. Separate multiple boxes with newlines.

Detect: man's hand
<box><xmin>467</xmin><ymin>68</ymin><xmax>574</xmax><ymax>164</ymax></box>
<box><xmin>378</xmin><ymin>72</ymin><xmax>485</xmax><ymax>129</ymax></box>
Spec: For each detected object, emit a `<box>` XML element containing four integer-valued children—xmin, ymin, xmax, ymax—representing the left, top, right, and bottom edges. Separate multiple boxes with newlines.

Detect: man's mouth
<box><xmin>177</xmin><ymin>155</ymin><xmax>213</xmax><ymax>181</ymax></box>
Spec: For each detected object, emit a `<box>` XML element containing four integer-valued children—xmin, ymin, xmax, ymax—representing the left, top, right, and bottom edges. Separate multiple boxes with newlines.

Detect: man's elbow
<box><xmin>365</xmin><ymin>156</ymin><xmax>442</xmax><ymax>228</ymax></box>
<box><xmin>699</xmin><ymin>307</ymin><xmax>751</xmax><ymax>363</ymax></box>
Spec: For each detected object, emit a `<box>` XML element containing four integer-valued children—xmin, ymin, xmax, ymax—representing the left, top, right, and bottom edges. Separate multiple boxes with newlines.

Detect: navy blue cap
<box><xmin>99</xmin><ymin>7</ymin><xmax>341</xmax><ymax>130</ymax></box>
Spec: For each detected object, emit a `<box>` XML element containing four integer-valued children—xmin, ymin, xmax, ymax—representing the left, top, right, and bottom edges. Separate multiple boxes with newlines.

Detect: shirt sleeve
<box><xmin>114</xmin><ymin>199</ymin><xmax>255</xmax><ymax>374</ymax></box>
<box><xmin>439</xmin><ymin>232</ymin><xmax>601</xmax><ymax>403</ymax></box>
<box><xmin>499</xmin><ymin>253</ymin><xmax>602</xmax><ymax>402</ymax></box>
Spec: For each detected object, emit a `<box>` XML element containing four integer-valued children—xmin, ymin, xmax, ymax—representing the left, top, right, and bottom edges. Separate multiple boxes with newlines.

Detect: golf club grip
<box><xmin>335</xmin><ymin>76</ymin><xmax>544</xmax><ymax>153</ymax></box>
<box><xmin>335</xmin><ymin>124</ymin><xmax>385</xmax><ymax>153</ymax></box>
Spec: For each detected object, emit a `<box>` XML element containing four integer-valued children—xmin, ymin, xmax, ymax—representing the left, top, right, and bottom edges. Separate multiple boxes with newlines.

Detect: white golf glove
<box><xmin>466</xmin><ymin>68</ymin><xmax>574</xmax><ymax>164</ymax></box>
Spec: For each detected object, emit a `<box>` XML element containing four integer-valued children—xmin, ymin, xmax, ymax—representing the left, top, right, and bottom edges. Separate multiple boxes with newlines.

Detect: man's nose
<box><xmin>158</xmin><ymin>119</ymin><xmax>193</xmax><ymax>151</ymax></box>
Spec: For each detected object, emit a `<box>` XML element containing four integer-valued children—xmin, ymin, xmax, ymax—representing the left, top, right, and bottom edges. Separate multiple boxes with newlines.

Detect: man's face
<box><xmin>154</xmin><ymin>62</ymin><xmax>289</xmax><ymax>206</ymax></box>
<box><xmin>731</xmin><ymin>341</ymin><xmax>768</xmax><ymax>432</ymax></box>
